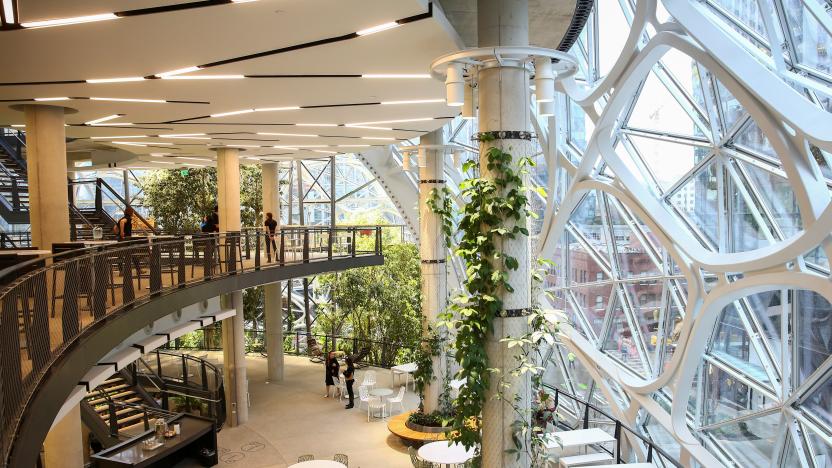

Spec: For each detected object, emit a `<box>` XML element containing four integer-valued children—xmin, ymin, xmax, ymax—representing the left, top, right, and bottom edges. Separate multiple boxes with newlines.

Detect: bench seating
<box><xmin>559</xmin><ymin>452</ymin><xmax>614</xmax><ymax>467</ymax></box>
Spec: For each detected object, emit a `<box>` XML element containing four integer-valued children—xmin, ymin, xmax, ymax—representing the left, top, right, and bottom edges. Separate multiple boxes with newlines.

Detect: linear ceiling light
<box><xmin>254</xmin><ymin>106</ymin><xmax>301</xmax><ymax>112</ymax></box>
<box><xmin>361</xmin><ymin>74</ymin><xmax>431</xmax><ymax>79</ymax></box>
<box><xmin>162</xmin><ymin>74</ymin><xmax>245</xmax><ymax>80</ymax></box>
<box><xmin>160</xmin><ymin>134</ymin><xmax>211</xmax><ymax>139</ymax></box>
<box><xmin>257</xmin><ymin>132</ymin><xmax>318</xmax><ymax>137</ymax></box>
<box><xmin>86</xmin><ymin>77</ymin><xmax>146</xmax><ymax>84</ymax></box>
<box><xmin>272</xmin><ymin>145</ymin><xmax>300</xmax><ymax>149</ymax></box>
<box><xmin>344</xmin><ymin>125</ymin><xmax>393</xmax><ymax>131</ymax></box>
<box><xmin>296</xmin><ymin>123</ymin><xmax>337</xmax><ymax>127</ymax></box>
<box><xmin>21</xmin><ymin>13</ymin><xmax>117</xmax><ymax>29</ymax></box>
<box><xmin>313</xmin><ymin>150</ymin><xmax>338</xmax><ymax>154</ymax></box>
<box><xmin>112</xmin><ymin>141</ymin><xmax>173</xmax><ymax>146</ymax></box>
<box><xmin>92</xmin><ymin>122</ymin><xmax>134</xmax><ymax>126</ymax></box>
<box><xmin>356</xmin><ymin>22</ymin><xmax>400</xmax><ymax>36</ymax></box>
<box><xmin>91</xmin><ymin>135</ymin><xmax>147</xmax><ymax>139</ymax></box>
<box><xmin>155</xmin><ymin>66</ymin><xmax>202</xmax><ymax>78</ymax></box>
<box><xmin>90</xmin><ymin>97</ymin><xmax>166</xmax><ymax>103</ymax></box>
<box><xmin>381</xmin><ymin>99</ymin><xmax>444</xmax><ymax>105</ymax></box>
<box><xmin>34</xmin><ymin>97</ymin><xmax>70</xmax><ymax>101</ymax></box>
<box><xmin>347</xmin><ymin>117</ymin><xmax>434</xmax><ymax>126</ymax></box>
<box><xmin>85</xmin><ymin>114</ymin><xmax>123</xmax><ymax>125</ymax></box>
<box><xmin>338</xmin><ymin>144</ymin><xmax>370</xmax><ymax>147</ymax></box>
<box><xmin>2</xmin><ymin>0</ymin><xmax>15</xmax><ymax>23</ymax></box>
<box><xmin>210</xmin><ymin>109</ymin><xmax>254</xmax><ymax>118</ymax></box>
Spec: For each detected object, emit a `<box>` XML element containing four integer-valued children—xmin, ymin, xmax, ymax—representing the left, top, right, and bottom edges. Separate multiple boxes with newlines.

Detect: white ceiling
<box><xmin>0</xmin><ymin>0</ymin><xmax>463</xmax><ymax>167</ymax></box>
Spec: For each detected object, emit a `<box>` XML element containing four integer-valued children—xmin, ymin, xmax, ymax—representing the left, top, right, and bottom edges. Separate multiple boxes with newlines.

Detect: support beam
<box><xmin>24</xmin><ymin>104</ymin><xmax>70</xmax><ymax>250</ymax></box>
<box><xmin>330</xmin><ymin>155</ymin><xmax>336</xmax><ymax>227</ymax></box>
<box><xmin>216</xmin><ymin>147</ymin><xmax>248</xmax><ymax>426</ymax></box>
<box><xmin>262</xmin><ymin>162</ymin><xmax>284</xmax><ymax>382</ymax></box>
<box><xmin>477</xmin><ymin>1</ymin><xmax>532</xmax><ymax>466</ymax></box>
<box><xmin>418</xmin><ymin>129</ymin><xmax>448</xmax><ymax>413</ymax></box>
<box><xmin>297</xmin><ymin>159</ymin><xmax>304</xmax><ymax>226</ymax></box>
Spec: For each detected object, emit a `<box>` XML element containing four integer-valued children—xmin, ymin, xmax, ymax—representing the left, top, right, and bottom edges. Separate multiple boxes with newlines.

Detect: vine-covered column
<box><xmin>478</xmin><ymin>1</ymin><xmax>532</xmax><ymax>466</ymax></box>
<box><xmin>418</xmin><ymin>129</ymin><xmax>448</xmax><ymax>413</ymax></box>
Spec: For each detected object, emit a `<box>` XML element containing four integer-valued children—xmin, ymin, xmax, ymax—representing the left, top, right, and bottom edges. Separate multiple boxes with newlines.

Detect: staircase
<box><xmin>0</xmin><ymin>132</ymin><xmax>29</xmax><ymax>225</ymax></box>
<box><xmin>81</xmin><ymin>372</ymin><xmax>164</xmax><ymax>447</ymax></box>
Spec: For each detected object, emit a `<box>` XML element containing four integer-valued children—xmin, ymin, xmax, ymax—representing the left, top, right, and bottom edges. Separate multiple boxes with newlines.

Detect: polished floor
<box><xmin>179</xmin><ymin>353</ymin><xmax>421</xmax><ymax>468</ymax></box>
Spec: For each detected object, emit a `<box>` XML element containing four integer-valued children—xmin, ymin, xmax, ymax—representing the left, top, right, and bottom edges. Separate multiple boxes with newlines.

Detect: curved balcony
<box><xmin>0</xmin><ymin>227</ymin><xmax>384</xmax><ymax>467</ymax></box>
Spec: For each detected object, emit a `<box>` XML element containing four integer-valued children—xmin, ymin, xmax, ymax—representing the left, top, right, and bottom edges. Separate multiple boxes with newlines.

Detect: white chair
<box><xmin>361</xmin><ymin>370</ymin><xmax>377</xmax><ymax>390</ymax></box>
<box><xmin>387</xmin><ymin>385</ymin><xmax>406</xmax><ymax>414</ymax></box>
<box><xmin>367</xmin><ymin>395</ymin><xmax>386</xmax><ymax>421</ymax></box>
<box><xmin>358</xmin><ymin>385</ymin><xmax>371</xmax><ymax>410</ymax></box>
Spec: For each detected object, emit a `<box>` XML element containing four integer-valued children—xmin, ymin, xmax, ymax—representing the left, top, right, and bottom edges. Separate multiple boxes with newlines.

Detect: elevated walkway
<box><xmin>0</xmin><ymin>227</ymin><xmax>384</xmax><ymax>467</ymax></box>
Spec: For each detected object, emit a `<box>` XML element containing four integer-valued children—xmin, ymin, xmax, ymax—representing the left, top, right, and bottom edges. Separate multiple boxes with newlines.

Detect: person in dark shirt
<box><xmin>264</xmin><ymin>212</ymin><xmax>278</xmax><ymax>261</ymax></box>
<box><xmin>344</xmin><ymin>356</ymin><xmax>355</xmax><ymax>409</ymax></box>
<box><xmin>117</xmin><ymin>207</ymin><xmax>134</xmax><ymax>240</ymax></box>
<box><xmin>200</xmin><ymin>214</ymin><xmax>215</xmax><ymax>233</ymax></box>
<box><xmin>211</xmin><ymin>205</ymin><xmax>220</xmax><ymax>232</ymax></box>
<box><xmin>324</xmin><ymin>351</ymin><xmax>338</xmax><ymax>398</ymax></box>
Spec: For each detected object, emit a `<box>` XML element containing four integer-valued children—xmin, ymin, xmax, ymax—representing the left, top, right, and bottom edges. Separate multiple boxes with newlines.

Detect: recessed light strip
<box><xmin>2</xmin><ymin>0</ymin><xmax>16</xmax><ymax>24</ymax></box>
<box><xmin>21</xmin><ymin>13</ymin><xmax>117</xmax><ymax>29</ymax></box>
<box><xmin>85</xmin><ymin>114</ymin><xmax>123</xmax><ymax>126</ymax></box>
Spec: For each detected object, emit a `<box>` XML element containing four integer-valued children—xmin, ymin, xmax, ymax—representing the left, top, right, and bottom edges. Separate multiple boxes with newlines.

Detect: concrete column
<box><xmin>262</xmin><ymin>162</ymin><xmax>284</xmax><ymax>382</ymax></box>
<box><xmin>216</xmin><ymin>148</ymin><xmax>248</xmax><ymax>425</ymax></box>
<box><xmin>418</xmin><ymin>129</ymin><xmax>448</xmax><ymax>413</ymax></box>
<box><xmin>42</xmin><ymin>404</ymin><xmax>83</xmax><ymax>468</ymax></box>
<box><xmin>24</xmin><ymin>104</ymin><xmax>70</xmax><ymax>250</ymax></box>
<box><xmin>477</xmin><ymin>1</ymin><xmax>532</xmax><ymax>467</ymax></box>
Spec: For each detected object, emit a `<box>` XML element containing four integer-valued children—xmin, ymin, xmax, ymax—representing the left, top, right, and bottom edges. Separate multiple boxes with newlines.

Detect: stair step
<box><xmin>94</xmin><ymin>397</ymin><xmax>143</xmax><ymax>413</ymax></box>
<box><xmin>87</xmin><ymin>390</ymin><xmax>137</xmax><ymax>406</ymax></box>
<box><xmin>115</xmin><ymin>413</ymin><xmax>146</xmax><ymax>426</ymax></box>
<box><xmin>101</xmin><ymin>406</ymin><xmax>142</xmax><ymax>420</ymax></box>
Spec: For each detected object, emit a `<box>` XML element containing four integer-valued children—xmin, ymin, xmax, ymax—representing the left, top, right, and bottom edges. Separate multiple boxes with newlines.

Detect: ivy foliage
<box><xmin>430</xmin><ymin>138</ymin><xmax>536</xmax><ymax>452</ymax></box>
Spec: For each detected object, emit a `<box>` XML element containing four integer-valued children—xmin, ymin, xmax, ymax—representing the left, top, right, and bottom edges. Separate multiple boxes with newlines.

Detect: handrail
<box><xmin>542</xmin><ymin>386</ymin><xmax>682</xmax><ymax>467</ymax></box>
<box><xmin>0</xmin><ymin>226</ymin><xmax>384</xmax><ymax>466</ymax></box>
<box><xmin>68</xmin><ymin>178</ymin><xmax>157</xmax><ymax>234</ymax></box>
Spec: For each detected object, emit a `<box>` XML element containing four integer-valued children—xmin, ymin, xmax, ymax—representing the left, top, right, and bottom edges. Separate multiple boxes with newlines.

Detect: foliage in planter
<box><xmin>413</xmin><ymin>327</ymin><xmax>440</xmax><ymax>412</ymax></box>
<box><xmin>407</xmin><ymin>410</ymin><xmax>453</xmax><ymax>428</ymax></box>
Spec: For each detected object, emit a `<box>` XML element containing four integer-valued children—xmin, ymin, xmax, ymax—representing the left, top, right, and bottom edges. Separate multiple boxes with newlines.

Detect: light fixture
<box><xmin>313</xmin><ymin>150</ymin><xmax>338</xmax><ymax>154</ymax></box>
<box><xmin>112</xmin><ymin>141</ymin><xmax>173</xmax><ymax>146</ymax></box>
<box><xmin>85</xmin><ymin>114</ymin><xmax>123</xmax><ymax>126</ymax></box>
<box><xmin>231</xmin><ymin>0</ymin><xmax>259</xmax><ymax>3</ymax></box>
<box><xmin>538</xmin><ymin>99</ymin><xmax>554</xmax><ymax>118</ymax></box>
<box><xmin>159</xmin><ymin>133</ymin><xmax>207</xmax><ymax>138</ymax></box>
<box><xmin>2</xmin><ymin>0</ymin><xmax>16</xmax><ymax>23</ymax></box>
<box><xmin>380</xmin><ymin>99</ymin><xmax>444</xmax><ymax>105</ymax></box>
<box><xmin>155</xmin><ymin>66</ymin><xmax>201</xmax><ymax>78</ymax></box>
<box><xmin>356</xmin><ymin>22</ymin><xmax>399</xmax><ymax>36</ymax></box>
<box><xmin>296</xmin><ymin>123</ymin><xmax>338</xmax><ymax>127</ymax></box>
<box><xmin>91</xmin><ymin>97</ymin><xmax>166</xmax><ymax>103</ymax></box>
<box><xmin>210</xmin><ymin>109</ymin><xmax>254</xmax><ymax>118</ymax></box>
<box><xmin>86</xmin><ymin>77</ymin><xmax>145</xmax><ymax>84</ymax></box>
<box><xmin>343</xmin><ymin>125</ymin><xmax>393</xmax><ymax>131</ymax></box>
<box><xmin>361</xmin><ymin>137</ymin><xmax>395</xmax><ymax>141</ymax></box>
<box><xmin>254</xmin><ymin>106</ymin><xmax>301</xmax><ymax>112</ymax></box>
<box><xmin>272</xmin><ymin>145</ymin><xmax>300</xmax><ymax>150</ymax></box>
<box><xmin>402</xmin><ymin>153</ymin><xmax>411</xmax><ymax>171</ymax></box>
<box><xmin>21</xmin><ymin>13</ymin><xmax>117</xmax><ymax>29</ymax></box>
<box><xmin>162</xmin><ymin>74</ymin><xmax>245</xmax><ymax>80</ymax></box>
<box><xmin>295</xmin><ymin>145</ymin><xmax>330</xmax><ymax>148</ymax></box>
<box><xmin>452</xmin><ymin>150</ymin><xmax>463</xmax><ymax>167</ymax></box>
<box><xmin>93</xmin><ymin>122</ymin><xmax>134</xmax><ymax>126</ymax></box>
<box><xmin>534</xmin><ymin>57</ymin><xmax>555</xmax><ymax>103</ymax></box>
<box><xmin>417</xmin><ymin>148</ymin><xmax>427</xmax><ymax>168</ymax></box>
<box><xmin>346</xmin><ymin>117</ymin><xmax>433</xmax><ymax>126</ymax></box>
<box><xmin>361</xmin><ymin>74</ymin><xmax>431</xmax><ymax>79</ymax></box>
<box><xmin>10</xmin><ymin>124</ymin><xmax>24</xmax><ymax>128</ymax></box>
<box><xmin>257</xmin><ymin>132</ymin><xmax>318</xmax><ymax>137</ymax></box>
<box><xmin>462</xmin><ymin>83</ymin><xmax>476</xmax><ymax>119</ymax></box>
<box><xmin>232</xmin><ymin>144</ymin><xmax>262</xmax><ymax>148</ymax></box>
<box><xmin>445</xmin><ymin>63</ymin><xmax>464</xmax><ymax>107</ymax></box>
<box><xmin>91</xmin><ymin>135</ymin><xmax>147</xmax><ymax>139</ymax></box>
<box><xmin>34</xmin><ymin>97</ymin><xmax>70</xmax><ymax>102</ymax></box>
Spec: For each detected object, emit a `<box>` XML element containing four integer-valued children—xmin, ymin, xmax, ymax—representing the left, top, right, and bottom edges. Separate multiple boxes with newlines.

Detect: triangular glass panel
<box><xmin>658</xmin><ymin>286</ymin><xmax>684</xmax><ymax>374</ymax></box>
<box><xmin>596</xmin><ymin>0</ymin><xmax>631</xmax><ymax>78</ymax></box>
<box><xmin>658</xmin><ymin>49</ymin><xmax>711</xmax><ymax>126</ymax></box>
<box><xmin>628</xmin><ymin>134</ymin><xmax>710</xmax><ymax>193</ymax></box>
<box><xmin>563</xmin><ymin>297</ymin><xmax>592</xmax><ymax>340</ymax></box>
<box><xmin>702</xmin><ymin>359</ymin><xmax>779</xmax><ymax>426</ymax></box>
<box><xmin>709</xmin><ymin>303</ymin><xmax>772</xmax><ymax>386</ymax></box>
<box><xmin>727</xmin><ymin>168</ymin><xmax>774</xmax><ymax>252</ymax></box>
<box><xmin>602</xmin><ymin>296</ymin><xmax>648</xmax><ymax>376</ymax></box>
<box><xmin>568</xmin><ymin>191</ymin><xmax>613</xmax><ymax>264</ymax></box>
<box><xmin>801</xmin><ymin>371</ymin><xmax>832</xmax><ymax>429</ymax></box>
<box><xmin>709</xmin><ymin>0</ymin><xmax>768</xmax><ymax>38</ymax></box>
<box><xmin>561</xmin><ymin>345</ymin><xmax>595</xmax><ymax>402</ymax></box>
<box><xmin>744</xmin><ymin>290</ymin><xmax>784</xmax><ymax>365</ymax></box>
<box><xmin>806</xmin><ymin>427</ymin><xmax>832</xmax><ymax>468</ymax></box>
<box><xmin>568</xmin><ymin>97</ymin><xmax>593</xmax><ymax>154</ymax></box>
<box><xmin>794</xmin><ymin>289</ymin><xmax>832</xmax><ymax>381</ymax></box>
<box><xmin>641</xmin><ymin>414</ymin><xmax>681</xmax><ymax>461</ymax></box>
<box><xmin>714</xmin><ymin>78</ymin><xmax>745</xmax><ymax>136</ymax></box>
<box><xmin>670</xmin><ymin>161</ymin><xmax>719</xmax><ymax>249</ymax></box>
<box><xmin>737</xmin><ymin>160</ymin><xmax>802</xmax><ymax>238</ymax></box>
<box><xmin>571</xmin><ymin>280</ymin><xmax>613</xmax><ymax>340</ymax></box>
<box><xmin>625</xmin><ymin>70</ymin><xmax>704</xmax><ymax>138</ymax></box>
<box><xmin>733</xmin><ymin>119</ymin><xmax>777</xmax><ymax>160</ymax></box>
<box><xmin>805</xmin><ymin>245</ymin><xmax>830</xmax><ymax>271</ymax></box>
<box><xmin>782</xmin><ymin>2</ymin><xmax>832</xmax><ymax>78</ymax></box>
<box><xmin>702</xmin><ymin>411</ymin><xmax>783</xmax><ymax>466</ymax></box>
<box><xmin>606</xmin><ymin>196</ymin><xmax>662</xmax><ymax>278</ymax></box>
<box><xmin>621</xmin><ymin>281</ymin><xmax>662</xmax><ymax>369</ymax></box>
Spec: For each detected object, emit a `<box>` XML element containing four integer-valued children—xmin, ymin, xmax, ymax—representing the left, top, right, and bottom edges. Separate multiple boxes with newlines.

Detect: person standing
<box><xmin>211</xmin><ymin>205</ymin><xmax>220</xmax><ymax>232</ymax></box>
<box><xmin>324</xmin><ymin>351</ymin><xmax>337</xmax><ymax>398</ymax></box>
<box><xmin>264</xmin><ymin>212</ymin><xmax>278</xmax><ymax>262</ymax></box>
<box><xmin>344</xmin><ymin>356</ymin><xmax>355</xmax><ymax>409</ymax></box>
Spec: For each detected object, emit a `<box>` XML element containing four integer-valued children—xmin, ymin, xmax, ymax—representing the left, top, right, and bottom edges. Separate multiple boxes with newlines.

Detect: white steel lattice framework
<box><xmin>525</xmin><ymin>0</ymin><xmax>832</xmax><ymax>466</ymax></box>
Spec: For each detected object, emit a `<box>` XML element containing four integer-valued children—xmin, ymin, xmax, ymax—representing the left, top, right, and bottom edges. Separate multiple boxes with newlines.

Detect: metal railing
<box><xmin>543</xmin><ymin>387</ymin><xmax>682</xmax><ymax>467</ymax></box>
<box><xmin>0</xmin><ymin>226</ymin><xmax>383</xmax><ymax>466</ymax></box>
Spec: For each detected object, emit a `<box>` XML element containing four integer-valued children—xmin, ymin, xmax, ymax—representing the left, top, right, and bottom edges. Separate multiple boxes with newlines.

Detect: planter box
<box><xmin>405</xmin><ymin>420</ymin><xmax>452</xmax><ymax>434</ymax></box>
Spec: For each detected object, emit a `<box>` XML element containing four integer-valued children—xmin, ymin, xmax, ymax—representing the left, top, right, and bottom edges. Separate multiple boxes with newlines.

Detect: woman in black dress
<box><xmin>324</xmin><ymin>351</ymin><xmax>339</xmax><ymax>398</ymax></box>
<box><xmin>344</xmin><ymin>356</ymin><xmax>355</xmax><ymax>409</ymax></box>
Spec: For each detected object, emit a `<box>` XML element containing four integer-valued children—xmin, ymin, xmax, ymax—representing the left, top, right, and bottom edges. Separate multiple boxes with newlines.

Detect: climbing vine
<box><xmin>412</xmin><ymin>326</ymin><xmax>441</xmax><ymax>412</ymax></box>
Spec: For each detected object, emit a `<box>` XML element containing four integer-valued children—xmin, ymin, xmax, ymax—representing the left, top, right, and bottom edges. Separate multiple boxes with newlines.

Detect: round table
<box><xmin>288</xmin><ymin>461</ymin><xmax>345</xmax><ymax>468</ymax></box>
<box><xmin>418</xmin><ymin>441</ymin><xmax>476</xmax><ymax>465</ymax></box>
<box><xmin>369</xmin><ymin>388</ymin><xmax>393</xmax><ymax>419</ymax></box>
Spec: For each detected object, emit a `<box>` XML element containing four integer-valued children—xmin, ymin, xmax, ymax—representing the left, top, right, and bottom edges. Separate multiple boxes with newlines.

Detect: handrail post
<box><xmin>95</xmin><ymin>178</ymin><xmax>103</xmax><ymax>212</ymax></box>
<box><xmin>303</xmin><ymin>229</ymin><xmax>309</xmax><ymax>263</ymax></box>
<box><xmin>375</xmin><ymin>226</ymin><xmax>381</xmax><ymax>254</ymax></box>
<box><xmin>327</xmin><ymin>227</ymin><xmax>333</xmax><ymax>260</ymax></box>
<box><xmin>108</xmin><ymin>403</ymin><xmax>118</xmax><ymax>437</ymax></box>
<box><xmin>255</xmin><ymin>230</ymin><xmax>261</xmax><ymax>268</ymax></box>
<box><xmin>583</xmin><ymin>401</ymin><xmax>590</xmax><ymax>429</ymax></box>
<box><xmin>615</xmin><ymin>420</ymin><xmax>621</xmax><ymax>462</ymax></box>
<box><xmin>182</xmin><ymin>355</ymin><xmax>189</xmax><ymax>387</ymax></box>
<box><xmin>279</xmin><ymin>230</ymin><xmax>285</xmax><ymax>266</ymax></box>
<box><xmin>351</xmin><ymin>228</ymin><xmax>356</xmax><ymax>257</ymax></box>
<box><xmin>245</xmin><ymin>229</ymin><xmax>251</xmax><ymax>260</ymax></box>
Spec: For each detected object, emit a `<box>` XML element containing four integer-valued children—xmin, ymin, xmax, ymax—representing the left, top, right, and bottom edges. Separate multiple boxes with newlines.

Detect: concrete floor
<box><xmin>188</xmin><ymin>354</ymin><xmax>421</xmax><ymax>468</ymax></box>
